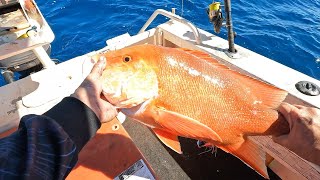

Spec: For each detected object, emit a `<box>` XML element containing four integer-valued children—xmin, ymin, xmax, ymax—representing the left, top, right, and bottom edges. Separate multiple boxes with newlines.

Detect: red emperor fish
<box><xmin>94</xmin><ymin>44</ymin><xmax>289</xmax><ymax>178</ymax></box>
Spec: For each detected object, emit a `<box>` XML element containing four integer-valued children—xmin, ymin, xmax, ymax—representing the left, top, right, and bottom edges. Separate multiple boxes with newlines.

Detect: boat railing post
<box><xmin>138</xmin><ymin>9</ymin><xmax>202</xmax><ymax>44</ymax></box>
<box><xmin>32</xmin><ymin>47</ymin><xmax>56</xmax><ymax>68</ymax></box>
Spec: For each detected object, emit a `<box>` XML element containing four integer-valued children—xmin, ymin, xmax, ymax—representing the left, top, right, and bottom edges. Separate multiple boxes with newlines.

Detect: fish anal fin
<box><xmin>151</xmin><ymin>107</ymin><xmax>222</xmax><ymax>144</ymax></box>
<box><xmin>222</xmin><ymin>138</ymin><xmax>269</xmax><ymax>179</ymax></box>
<box><xmin>153</xmin><ymin>128</ymin><xmax>182</xmax><ymax>154</ymax></box>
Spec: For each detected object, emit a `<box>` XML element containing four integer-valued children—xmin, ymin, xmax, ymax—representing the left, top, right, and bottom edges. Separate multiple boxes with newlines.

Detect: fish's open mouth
<box><xmin>103</xmin><ymin>92</ymin><xmax>151</xmax><ymax>109</ymax></box>
<box><xmin>101</xmin><ymin>69</ymin><xmax>159</xmax><ymax>109</ymax></box>
<box><xmin>102</xmin><ymin>79</ymin><xmax>152</xmax><ymax>108</ymax></box>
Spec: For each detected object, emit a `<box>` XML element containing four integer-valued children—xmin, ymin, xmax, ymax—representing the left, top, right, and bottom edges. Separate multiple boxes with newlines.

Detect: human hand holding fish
<box><xmin>71</xmin><ymin>57</ymin><xmax>118</xmax><ymax>123</ymax></box>
<box><xmin>93</xmin><ymin>44</ymin><xmax>305</xmax><ymax>178</ymax></box>
<box><xmin>273</xmin><ymin>102</ymin><xmax>320</xmax><ymax>165</ymax></box>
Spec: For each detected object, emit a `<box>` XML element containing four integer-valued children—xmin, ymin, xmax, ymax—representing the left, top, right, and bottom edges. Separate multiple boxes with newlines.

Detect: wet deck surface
<box><xmin>123</xmin><ymin>119</ymin><xmax>280</xmax><ymax>180</ymax></box>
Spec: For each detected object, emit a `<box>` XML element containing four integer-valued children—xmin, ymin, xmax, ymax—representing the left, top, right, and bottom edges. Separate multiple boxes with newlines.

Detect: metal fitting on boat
<box><xmin>112</xmin><ymin>124</ymin><xmax>120</xmax><ymax>131</ymax></box>
<box><xmin>1</xmin><ymin>69</ymin><xmax>14</xmax><ymax>84</ymax></box>
<box><xmin>295</xmin><ymin>81</ymin><xmax>320</xmax><ymax>96</ymax></box>
<box><xmin>171</xmin><ymin>8</ymin><xmax>176</xmax><ymax>14</ymax></box>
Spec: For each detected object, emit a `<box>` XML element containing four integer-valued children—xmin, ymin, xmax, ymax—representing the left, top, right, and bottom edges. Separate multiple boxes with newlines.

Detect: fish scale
<box><xmin>157</xmin><ymin>49</ymin><xmax>256</xmax><ymax>139</ymax></box>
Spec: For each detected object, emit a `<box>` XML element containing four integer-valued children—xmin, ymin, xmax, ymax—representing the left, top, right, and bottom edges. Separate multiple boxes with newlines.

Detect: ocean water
<box><xmin>0</xmin><ymin>0</ymin><xmax>319</xmax><ymax>85</ymax></box>
<box><xmin>35</xmin><ymin>0</ymin><xmax>319</xmax><ymax>80</ymax></box>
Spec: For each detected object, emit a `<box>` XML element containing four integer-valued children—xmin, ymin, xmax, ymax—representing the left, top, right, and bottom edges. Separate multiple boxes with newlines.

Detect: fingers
<box><xmin>293</xmin><ymin>104</ymin><xmax>306</xmax><ymax>109</ymax></box>
<box><xmin>90</xmin><ymin>56</ymin><xmax>106</xmax><ymax>79</ymax></box>
<box><xmin>100</xmin><ymin>94</ymin><xmax>108</xmax><ymax>101</ymax></box>
<box><xmin>278</xmin><ymin>102</ymin><xmax>299</xmax><ymax>130</ymax></box>
<box><xmin>273</xmin><ymin>103</ymin><xmax>299</xmax><ymax>148</ymax></box>
<box><xmin>100</xmin><ymin>105</ymin><xmax>118</xmax><ymax>123</ymax></box>
<box><xmin>294</xmin><ymin>105</ymin><xmax>320</xmax><ymax>117</ymax></box>
<box><xmin>99</xmin><ymin>94</ymin><xmax>119</xmax><ymax>123</ymax></box>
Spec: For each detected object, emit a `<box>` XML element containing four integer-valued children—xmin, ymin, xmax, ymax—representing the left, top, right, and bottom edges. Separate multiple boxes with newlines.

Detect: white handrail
<box><xmin>138</xmin><ymin>9</ymin><xmax>202</xmax><ymax>44</ymax></box>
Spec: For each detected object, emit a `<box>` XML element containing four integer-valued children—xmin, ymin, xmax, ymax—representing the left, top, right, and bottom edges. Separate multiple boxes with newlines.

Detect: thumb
<box><xmin>272</xmin><ymin>134</ymin><xmax>290</xmax><ymax>147</ymax></box>
<box><xmin>90</xmin><ymin>56</ymin><xmax>106</xmax><ymax>79</ymax></box>
<box><xmin>278</xmin><ymin>102</ymin><xmax>299</xmax><ymax>130</ymax></box>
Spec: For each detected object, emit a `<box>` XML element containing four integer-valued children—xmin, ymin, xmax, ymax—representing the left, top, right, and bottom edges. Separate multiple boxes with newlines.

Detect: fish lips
<box><xmin>102</xmin><ymin>90</ymin><xmax>151</xmax><ymax>109</ymax></box>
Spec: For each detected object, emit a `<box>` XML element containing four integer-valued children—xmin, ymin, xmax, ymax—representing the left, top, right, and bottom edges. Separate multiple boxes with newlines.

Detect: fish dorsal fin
<box><xmin>150</xmin><ymin>106</ymin><xmax>222</xmax><ymax>143</ymax></box>
<box><xmin>177</xmin><ymin>48</ymin><xmax>288</xmax><ymax>109</ymax></box>
<box><xmin>221</xmin><ymin>138</ymin><xmax>269</xmax><ymax>179</ymax></box>
<box><xmin>177</xmin><ymin>48</ymin><xmax>214</xmax><ymax>59</ymax></box>
<box><xmin>177</xmin><ymin>48</ymin><xmax>228</xmax><ymax>69</ymax></box>
<box><xmin>152</xmin><ymin>128</ymin><xmax>182</xmax><ymax>154</ymax></box>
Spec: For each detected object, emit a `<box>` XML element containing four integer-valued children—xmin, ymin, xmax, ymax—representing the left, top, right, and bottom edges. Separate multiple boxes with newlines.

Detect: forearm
<box><xmin>43</xmin><ymin>97</ymin><xmax>101</xmax><ymax>152</ymax></box>
<box><xmin>0</xmin><ymin>114</ymin><xmax>76</xmax><ymax>179</ymax></box>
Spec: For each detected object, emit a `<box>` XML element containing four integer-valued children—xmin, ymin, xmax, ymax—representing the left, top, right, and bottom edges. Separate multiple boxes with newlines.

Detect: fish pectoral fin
<box><xmin>221</xmin><ymin>138</ymin><xmax>269</xmax><ymax>179</ymax></box>
<box><xmin>152</xmin><ymin>107</ymin><xmax>222</xmax><ymax>143</ymax></box>
<box><xmin>152</xmin><ymin>128</ymin><xmax>182</xmax><ymax>154</ymax></box>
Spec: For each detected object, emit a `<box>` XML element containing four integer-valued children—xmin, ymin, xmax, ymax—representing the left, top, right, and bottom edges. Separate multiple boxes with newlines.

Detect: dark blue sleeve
<box><xmin>0</xmin><ymin>97</ymin><xmax>101</xmax><ymax>180</ymax></box>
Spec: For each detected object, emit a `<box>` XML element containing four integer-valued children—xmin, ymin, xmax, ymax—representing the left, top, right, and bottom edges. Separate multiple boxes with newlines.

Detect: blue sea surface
<box><xmin>0</xmin><ymin>0</ymin><xmax>319</xmax><ymax>85</ymax></box>
<box><xmin>35</xmin><ymin>0</ymin><xmax>319</xmax><ymax>80</ymax></box>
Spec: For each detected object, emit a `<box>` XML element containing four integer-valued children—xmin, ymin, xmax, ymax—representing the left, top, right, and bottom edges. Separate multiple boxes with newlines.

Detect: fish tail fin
<box><xmin>223</xmin><ymin>139</ymin><xmax>269</xmax><ymax>179</ymax></box>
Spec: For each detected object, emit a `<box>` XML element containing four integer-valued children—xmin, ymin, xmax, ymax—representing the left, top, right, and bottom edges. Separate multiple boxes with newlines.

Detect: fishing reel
<box><xmin>207</xmin><ymin>2</ymin><xmax>224</xmax><ymax>33</ymax></box>
<box><xmin>206</xmin><ymin>1</ymin><xmax>238</xmax><ymax>56</ymax></box>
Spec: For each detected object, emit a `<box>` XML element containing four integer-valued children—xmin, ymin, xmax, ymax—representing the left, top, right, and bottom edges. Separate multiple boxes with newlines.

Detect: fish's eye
<box><xmin>123</xmin><ymin>56</ymin><xmax>131</xmax><ymax>62</ymax></box>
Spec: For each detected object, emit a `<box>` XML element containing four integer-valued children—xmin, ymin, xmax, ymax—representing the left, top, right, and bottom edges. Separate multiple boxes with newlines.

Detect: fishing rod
<box><xmin>224</xmin><ymin>0</ymin><xmax>235</xmax><ymax>53</ymax></box>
